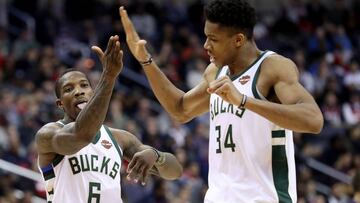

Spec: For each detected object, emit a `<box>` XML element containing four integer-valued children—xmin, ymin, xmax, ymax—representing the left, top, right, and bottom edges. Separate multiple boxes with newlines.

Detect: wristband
<box><xmin>238</xmin><ymin>94</ymin><xmax>247</xmax><ymax>109</ymax></box>
<box><xmin>139</xmin><ymin>57</ymin><xmax>153</xmax><ymax>66</ymax></box>
<box><xmin>151</xmin><ymin>148</ymin><xmax>166</xmax><ymax>166</ymax></box>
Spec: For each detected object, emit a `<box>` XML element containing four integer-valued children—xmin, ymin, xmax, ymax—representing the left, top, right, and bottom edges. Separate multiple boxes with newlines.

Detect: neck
<box><xmin>228</xmin><ymin>40</ymin><xmax>261</xmax><ymax>75</ymax></box>
<box><xmin>62</xmin><ymin>114</ymin><xmax>74</xmax><ymax>124</ymax></box>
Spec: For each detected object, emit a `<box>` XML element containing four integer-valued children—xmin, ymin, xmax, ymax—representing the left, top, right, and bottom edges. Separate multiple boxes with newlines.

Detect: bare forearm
<box><xmin>245</xmin><ymin>98</ymin><xmax>323</xmax><ymax>133</ymax></box>
<box><xmin>143</xmin><ymin>63</ymin><xmax>185</xmax><ymax>117</ymax></box>
<box><xmin>75</xmin><ymin>74</ymin><xmax>116</xmax><ymax>140</ymax></box>
<box><xmin>155</xmin><ymin>152</ymin><xmax>183</xmax><ymax>180</ymax></box>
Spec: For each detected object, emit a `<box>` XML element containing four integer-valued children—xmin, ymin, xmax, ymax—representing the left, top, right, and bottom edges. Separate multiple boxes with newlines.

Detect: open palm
<box><xmin>119</xmin><ymin>6</ymin><xmax>151</xmax><ymax>62</ymax></box>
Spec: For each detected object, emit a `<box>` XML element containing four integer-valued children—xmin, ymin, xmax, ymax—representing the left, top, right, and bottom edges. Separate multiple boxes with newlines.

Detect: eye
<box><xmin>81</xmin><ymin>83</ymin><xmax>89</xmax><ymax>88</ymax></box>
<box><xmin>64</xmin><ymin>87</ymin><xmax>72</xmax><ymax>93</ymax></box>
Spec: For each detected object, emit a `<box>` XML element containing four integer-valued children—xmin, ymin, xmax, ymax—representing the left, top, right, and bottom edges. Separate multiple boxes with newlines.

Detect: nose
<box><xmin>74</xmin><ymin>87</ymin><xmax>85</xmax><ymax>97</ymax></box>
<box><xmin>203</xmin><ymin>38</ymin><xmax>209</xmax><ymax>50</ymax></box>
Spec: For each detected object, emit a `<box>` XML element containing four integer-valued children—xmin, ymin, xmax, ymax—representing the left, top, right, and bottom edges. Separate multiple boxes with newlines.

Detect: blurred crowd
<box><xmin>0</xmin><ymin>0</ymin><xmax>360</xmax><ymax>202</ymax></box>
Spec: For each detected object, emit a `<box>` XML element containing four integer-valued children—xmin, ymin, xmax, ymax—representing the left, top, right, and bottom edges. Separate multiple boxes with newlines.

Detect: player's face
<box><xmin>57</xmin><ymin>71</ymin><xmax>93</xmax><ymax>120</ymax></box>
<box><xmin>203</xmin><ymin>20</ymin><xmax>239</xmax><ymax>68</ymax></box>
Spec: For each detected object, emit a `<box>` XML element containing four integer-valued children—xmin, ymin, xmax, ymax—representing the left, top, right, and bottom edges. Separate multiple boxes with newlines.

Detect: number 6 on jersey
<box><xmin>88</xmin><ymin>182</ymin><xmax>101</xmax><ymax>203</ymax></box>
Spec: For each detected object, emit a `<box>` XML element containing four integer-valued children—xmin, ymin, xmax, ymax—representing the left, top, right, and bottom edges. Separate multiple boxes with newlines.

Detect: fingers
<box><xmin>127</xmin><ymin>159</ymin><xmax>147</xmax><ymax>184</ymax></box>
<box><xmin>127</xmin><ymin>155</ymin><xmax>137</xmax><ymax>172</ymax></box>
<box><xmin>140</xmin><ymin>166</ymin><xmax>150</xmax><ymax>186</ymax></box>
<box><xmin>127</xmin><ymin>155</ymin><xmax>142</xmax><ymax>181</ymax></box>
<box><xmin>113</xmin><ymin>41</ymin><xmax>121</xmax><ymax>60</ymax></box>
<box><xmin>136</xmin><ymin>40</ymin><xmax>148</xmax><ymax>55</ymax></box>
<box><xmin>119</xmin><ymin>6</ymin><xmax>140</xmax><ymax>41</ymax></box>
<box><xmin>91</xmin><ymin>46</ymin><xmax>104</xmax><ymax>60</ymax></box>
<box><xmin>126</xmin><ymin>162</ymin><xmax>141</xmax><ymax>182</ymax></box>
<box><xmin>213</xmin><ymin>84</ymin><xmax>230</xmax><ymax>96</ymax></box>
<box><xmin>92</xmin><ymin>35</ymin><xmax>119</xmax><ymax>60</ymax></box>
<box><xmin>106</xmin><ymin>36</ymin><xmax>123</xmax><ymax>66</ymax></box>
<box><xmin>137</xmin><ymin>40</ymin><xmax>147</xmax><ymax>47</ymax></box>
<box><xmin>104</xmin><ymin>36</ymin><xmax>113</xmax><ymax>56</ymax></box>
<box><xmin>105</xmin><ymin>35</ymin><xmax>118</xmax><ymax>56</ymax></box>
<box><xmin>208</xmin><ymin>76</ymin><xmax>230</xmax><ymax>93</ymax></box>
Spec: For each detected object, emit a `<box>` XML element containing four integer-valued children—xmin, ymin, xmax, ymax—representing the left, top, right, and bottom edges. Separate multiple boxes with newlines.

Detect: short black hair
<box><xmin>204</xmin><ymin>0</ymin><xmax>257</xmax><ymax>38</ymax></box>
<box><xmin>55</xmin><ymin>69</ymin><xmax>91</xmax><ymax>98</ymax></box>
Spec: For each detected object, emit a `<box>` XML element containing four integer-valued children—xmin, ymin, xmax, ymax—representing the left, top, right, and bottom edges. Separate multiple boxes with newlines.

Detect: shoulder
<box><xmin>107</xmin><ymin>127</ymin><xmax>132</xmax><ymax>139</ymax></box>
<box><xmin>35</xmin><ymin>122</ymin><xmax>62</xmax><ymax>153</ymax></box>
<box><xmin>107</xmin><ymin>127</ymin><xmax>141</xmax><ymax>149</ymax></box>
<box><xmin>261</xmin><ymin>53</ymin><xmax>299</xmax><ymax>81</ymax></box>
<box><xmin>107</xmin><ymin>127</ymin><xmax>143</xmax><ymax>160</ymax></box>
<box><xmin>36</xmin><ymin>122</ymin><xmax>62</xmax><ymax>140</ymax></box>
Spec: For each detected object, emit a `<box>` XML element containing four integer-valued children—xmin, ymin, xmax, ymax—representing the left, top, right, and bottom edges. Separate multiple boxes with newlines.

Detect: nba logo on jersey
<box><xmin>101</xmin><ymin>140</ymin><xmax>113</xmax><ymax>149</ymax></box>
<box><xmin>239</xmin><ymin>75</ymin><xmax>250</xmax><ymax>85</ymax></box>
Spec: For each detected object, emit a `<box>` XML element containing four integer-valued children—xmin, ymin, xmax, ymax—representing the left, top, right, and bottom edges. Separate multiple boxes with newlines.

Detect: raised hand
<box><xmin>119</xmin><ymin>6</ymin><xmax>151</xmax><ymax>62</ymax></box>
<box><xmin>91</xmin><ymin>35</ymin><xmax>123</xmax><ymax>78</ymax></box>
<box><xmin>126</xmin><ymin>148</ymin><xmax>158</xmax><ymax>185</ymax></box>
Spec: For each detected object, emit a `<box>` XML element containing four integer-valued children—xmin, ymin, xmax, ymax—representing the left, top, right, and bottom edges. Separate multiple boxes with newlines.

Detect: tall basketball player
<box><xmin>35</xmin><ymin>35</ymin><xmax>182</xmax><ymax>203</ymax></box>
<box><xmin>119</xmin><ymin>0</ymin><xmax>323</xmax><ymax>202</ymax></box>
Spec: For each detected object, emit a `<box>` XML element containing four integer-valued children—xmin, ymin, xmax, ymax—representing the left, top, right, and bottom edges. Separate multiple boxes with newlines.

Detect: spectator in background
<box><xmin>320</xmin><ymin>91</ymin><xmax>345</xmax><ymax>139</ymax></box>
<box><xmin>342</xmin><ymin>91</ymin><xmax>360</xmax><ymax>126</ymax></box>
<box><xmin>344</xmin><ymin>60</ymin><xmax>360</xmax><ymax>91</ymax></box>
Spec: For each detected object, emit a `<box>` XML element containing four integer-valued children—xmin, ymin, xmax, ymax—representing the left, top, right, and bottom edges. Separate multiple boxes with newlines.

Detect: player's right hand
<box><xmin>91</xmin><ymin>35</ymin><xmax>124</xmax><ymax>78</ymax></box>
<box><xmin>119</xmin><ymin>6</ymin><xmax>151</xmax><ymax>63</ymax></box>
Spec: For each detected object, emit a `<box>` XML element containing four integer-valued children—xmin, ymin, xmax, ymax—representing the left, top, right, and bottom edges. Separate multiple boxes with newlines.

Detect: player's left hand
<box><xmin>207</xmin><ymin>75</ymin><xmax>244</xmax><ymax>106</ymax></box>
<box><xmin>126</xmin><ymin>148</ymin><xmax>157</xmax><ymax>185</ymax></box>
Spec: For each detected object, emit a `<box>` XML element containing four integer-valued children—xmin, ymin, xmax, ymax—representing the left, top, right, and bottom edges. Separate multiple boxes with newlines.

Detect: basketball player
<box><xmin>119</xmin><ymin>0</ymin><xmax>324</xmax><ymax>202</ymax></box>
<box><xmin>35</xmin><ymin>35</ymin><xmax>182</xmax><ymax>203</ymax></box>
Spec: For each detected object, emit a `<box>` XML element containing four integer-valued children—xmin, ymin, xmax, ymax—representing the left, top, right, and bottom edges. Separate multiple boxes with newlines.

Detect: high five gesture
<box><xmin>119</xmin><ymin>7</ymin><xmax>151</xmax><ymax>63</ymax></box>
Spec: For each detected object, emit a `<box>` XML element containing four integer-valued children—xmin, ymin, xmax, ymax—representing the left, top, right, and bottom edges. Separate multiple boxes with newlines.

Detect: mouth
<box><xmin>75</xmin><ymin>101</ymin><xmax>88</xmax><ymax>110</ymax></box>
<box><xmin>207</xmin><ymin>52</ymin><xmax>215</xmax><ymax>63</ymax></box>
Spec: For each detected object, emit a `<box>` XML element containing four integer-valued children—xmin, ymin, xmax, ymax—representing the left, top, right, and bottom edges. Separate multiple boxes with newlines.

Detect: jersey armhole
<box><xmin>103</xmin><ymin>125</ymin><xmax>123</xmax><ymax>160</ymax></box>
<box><xmin>251</xmin><ymin>51</ymin><xmax>275</xmax><ymax>100</ymax></box>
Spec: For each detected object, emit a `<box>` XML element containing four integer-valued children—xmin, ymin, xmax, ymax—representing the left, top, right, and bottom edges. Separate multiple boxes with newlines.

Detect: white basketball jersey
<box><xmin>39</xmin><ymin>123</ymin><xmax>123</xmax><ymax>203</ymax></box>
<box><xmin>205</xmin><ymin>51</ymin><xmax>297</xmax><ymax>203</ymax></box>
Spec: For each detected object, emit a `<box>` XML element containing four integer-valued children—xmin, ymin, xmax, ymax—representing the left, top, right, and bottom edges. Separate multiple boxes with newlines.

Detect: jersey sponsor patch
<box><xmin>101</xmin><ymin>140</ymin><xmax>113</xmax><ymax>149</ymax></box>
<box><xmin>239</xmin><ymin>75</ymin><xmax>251</xmax><ymax>85</ymax></box>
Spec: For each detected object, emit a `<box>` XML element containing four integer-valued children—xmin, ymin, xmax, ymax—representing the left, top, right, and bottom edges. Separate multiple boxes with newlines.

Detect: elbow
<box><xmin>167</xmin><ymin>164</ymin><xmax>183</xmax><ymax>180</ymax></box>
<box><xmin>172</xmin><ymin>98</ymin><xmax>194</xmax><ymax>124</ymax></box>
<box><xmin>176</xmin><ymin>117</ymin><xmax>192</xmax><ymax>124</ymax></box>
<box><xmin>307</xmin><ymin>113</ymin><xmax>324</xmax><ymax>134</ymax></box>
<box><xmin>175</xmin><ymin>164</ymin><xmax>183</xmax><ymax>179</ymax></box>
<box><xmin>171</xmin><ymin>114</ymin><xmax>192</xmax><ymax>124</ymax></box>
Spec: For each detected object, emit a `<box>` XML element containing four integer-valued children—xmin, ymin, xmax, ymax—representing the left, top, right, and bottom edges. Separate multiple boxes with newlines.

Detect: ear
<box><xmin>234</xmin><ymin>33</ymin><xmax>246</xmax><ymax>47</ymax></box>
<box><xmin>56</xmin><ymin>99</ymin><xmax>63</xmax><ymax>110</ymax></box>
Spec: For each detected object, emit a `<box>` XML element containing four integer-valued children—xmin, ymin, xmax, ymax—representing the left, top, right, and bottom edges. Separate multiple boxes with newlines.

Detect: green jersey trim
<box><xmin>104</xmin><ymin>125</ymin><xmax>123</xmax><ymax>160</ymax></box>
<box><xmin>215</xmin><ymin>67</ymin><xmax>223</xmax><ymax>80</ymax></box>
<box><xmin>230</xmin><ymin>50</ymin><xmax>267</xmax><ymax>81</ymax></box>
<box><xmin>252</xmin><ymin>65</ymin><xmax>262</xmax><ymax>99</ymax></box>
<box><xmin>251</xmin><ymin>51</ymin><xmax>275</xmax><ymax>100</ymax></box>
<box><xmin>92</xmin><ymin>131</ymin><xmax>101</xmax><ymax>144</ymax></box>
<box><xmin>53</xmin><ymin>154</ymin><xmax>64</xmax><ymax>167</ymax></box>
<box><xmin>271</xmin><ymin>130</ymin><xmax>292</xmax><ymax>203</ymax></box>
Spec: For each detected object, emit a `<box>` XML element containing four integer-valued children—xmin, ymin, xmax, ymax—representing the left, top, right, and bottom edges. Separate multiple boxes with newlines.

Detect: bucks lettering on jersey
<box><xmin>38</xmin><ymin>123</ymin><xmax>123</xmax><ymax>203</ymax></box>
<box><xmin>205</xmin><ymin>51</ymin><xmax>297</xmax><ymax>203</ymax></box>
